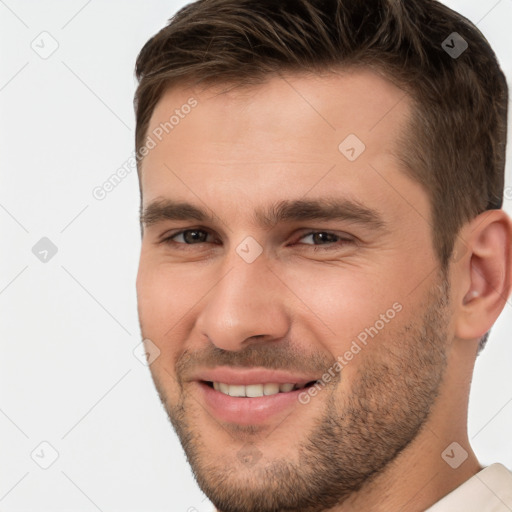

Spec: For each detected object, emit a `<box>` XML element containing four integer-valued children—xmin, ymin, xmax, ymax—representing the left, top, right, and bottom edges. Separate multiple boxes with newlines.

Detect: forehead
<box><xmin>139</xmin><ymin>69</ymin><xmax>425</xmax><ymax>226</ymax></box>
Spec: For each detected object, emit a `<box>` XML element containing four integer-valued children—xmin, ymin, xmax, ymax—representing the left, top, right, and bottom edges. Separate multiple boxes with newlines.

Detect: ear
<box><xmin>454</xmin><ymin>209</ymin><xmax>512</xmax><ymax>340</ymax></box>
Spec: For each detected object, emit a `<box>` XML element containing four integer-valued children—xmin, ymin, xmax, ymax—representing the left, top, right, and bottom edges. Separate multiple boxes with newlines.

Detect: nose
<box><xmin>195</xmin><ymin>253</ymin><xmax>290</xmax><ymax>351</ymax></box>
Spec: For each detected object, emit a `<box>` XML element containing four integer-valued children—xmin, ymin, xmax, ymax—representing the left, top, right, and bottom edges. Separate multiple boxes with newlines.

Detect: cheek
<box><xmin>137</xmin><ymin>263</ymin><xmax>172</xmax><ymax>334</ymax></box>
<box><xmin>136</xmin><ymin>262</ymin><xmax>190</xmax><ymax>400</ymax></box>
<box><xmin>137</xmin><ymin>258</ymin><xmax>195</xmax><ymax>335</ymax></box>
<box><xmin>136</xmin><ymin>267</ymin><xmax>186</xmax><ymax>371</ymax></box>
<box><xmin>284</xmin><ymin>263</ymin><xmax>403</xmax><ymax>349</ymax></box>
<box><xmin>136</xmin><ymin>257</ymin><xmax>219</xmax><ymax>365</ymax></box>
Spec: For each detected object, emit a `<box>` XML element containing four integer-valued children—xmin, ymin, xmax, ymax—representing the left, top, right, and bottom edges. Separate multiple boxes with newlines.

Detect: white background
<box><xmin>0</xmin><ymin>1</ymin><xmax>511</xmax><ymax>511</ymax></box>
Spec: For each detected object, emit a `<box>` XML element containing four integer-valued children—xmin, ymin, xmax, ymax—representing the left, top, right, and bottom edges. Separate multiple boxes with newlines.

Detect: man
<box><xmin>134</xmin><ymin>0</ymin><xmax>512</xmax><ymax>510</ymax></box>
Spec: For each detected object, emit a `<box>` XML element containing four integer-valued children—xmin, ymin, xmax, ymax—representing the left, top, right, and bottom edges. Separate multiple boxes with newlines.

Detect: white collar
<box><xmin>426</xmin><ymin>463</ymin><xmax>512</xmax><ymax>511</ymax></box>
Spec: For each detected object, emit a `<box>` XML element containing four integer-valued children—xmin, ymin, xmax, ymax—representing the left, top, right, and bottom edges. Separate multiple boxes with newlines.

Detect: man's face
<box><xmin>136</xmin><ymin>70</ymin><xmax>453</xmax><ymax>511</ymax></box>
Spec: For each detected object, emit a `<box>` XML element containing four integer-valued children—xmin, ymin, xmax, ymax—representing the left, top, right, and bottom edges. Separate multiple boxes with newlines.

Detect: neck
<box><xmin>336</xmin><ymin>427</ymin><xmax>480</xmax><ymax>511</ymax></box>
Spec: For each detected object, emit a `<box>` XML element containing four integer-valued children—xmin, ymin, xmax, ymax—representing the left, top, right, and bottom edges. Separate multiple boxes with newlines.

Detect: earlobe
<box><xmin>455</xmin><ymin>210</ymin><xmax>512</xmax><ymax>341</ymax></box>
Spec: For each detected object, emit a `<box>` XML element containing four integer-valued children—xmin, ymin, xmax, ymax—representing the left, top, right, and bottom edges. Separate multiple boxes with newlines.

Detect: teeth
<box><xmin>228</xmin><ymin>385</ymin><xmax>245</xmax><ymax>397</ymax></box>
<box><xmin>264</xmin><ymin>383</ymin><xmax>279</xmax><ymax>395</ymax></box>
<box><xmin>246</xmin><ymin>384</ymin><xmax>264</xmax><ymax>397</ymax></box>
<box><xmin>211</xmin><ymin>382</ymin><xmax>300</xmax><ymax>397</ymax></box>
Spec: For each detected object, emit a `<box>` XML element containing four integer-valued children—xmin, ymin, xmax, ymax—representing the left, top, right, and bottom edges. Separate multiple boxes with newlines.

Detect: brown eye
<box><xmin>298</xmin><ymin>231</ymin><xmax>353</xmax><ymax>246</ymax></box>
<box><xmin>164</xmin><ymin>229</ymin><xmax>212</xmax><ymax>244</ymax></box>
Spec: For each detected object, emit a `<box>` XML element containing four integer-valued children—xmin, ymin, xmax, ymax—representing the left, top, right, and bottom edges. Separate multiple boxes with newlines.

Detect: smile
<box><xmin>206</xmin><ymin>381</ymin><xmax>318</xmax><ymax>397</ymax></box>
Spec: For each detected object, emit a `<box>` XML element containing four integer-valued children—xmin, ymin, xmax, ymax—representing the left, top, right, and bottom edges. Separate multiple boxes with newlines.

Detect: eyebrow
<box><xmin>140</xmin><ymin>197</ymin><xmax>387</xmax><ymax>232</ymax></box>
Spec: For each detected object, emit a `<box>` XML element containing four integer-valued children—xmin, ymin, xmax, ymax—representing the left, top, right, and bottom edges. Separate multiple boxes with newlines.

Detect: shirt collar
<box><xmin>426</xmin><ymin>463</ymin><xmax>512</xmax><ymax>511</ymax></box>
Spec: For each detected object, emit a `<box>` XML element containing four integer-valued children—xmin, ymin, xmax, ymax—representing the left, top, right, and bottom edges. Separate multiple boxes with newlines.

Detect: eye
<box><xmin>161</xmin><ymin>229</ymin><xmax>215</xmax><ymax>245</ymax></box>
<box><xmin>296</xmin><ymin>231</ymin><xmax>354</xmax><ymax>248</ymax></box>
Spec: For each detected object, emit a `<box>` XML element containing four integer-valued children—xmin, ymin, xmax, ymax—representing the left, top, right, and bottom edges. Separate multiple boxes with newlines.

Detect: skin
<box><xmin>136</xmin><ymin>69</ymin><xmax>512</xmax><ymax>511</ymax></box>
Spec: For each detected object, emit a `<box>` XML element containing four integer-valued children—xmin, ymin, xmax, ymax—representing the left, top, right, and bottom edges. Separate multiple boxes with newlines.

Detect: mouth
<box><xmin>202</xmin><ymin>380</ymin><xmax>319</xmax><ymax>397</ymax></box>
<box><xmin>197</xmin><ymin>379</ymin><xmax>320</xmax><ymax>425</ymax></box>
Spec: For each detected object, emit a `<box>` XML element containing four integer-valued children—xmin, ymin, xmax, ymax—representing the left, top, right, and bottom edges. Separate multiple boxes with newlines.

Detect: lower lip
<box><xmin>196</xmin><ymin>381</ymin><xmax>309</xmax><ymax>425</ymax></box>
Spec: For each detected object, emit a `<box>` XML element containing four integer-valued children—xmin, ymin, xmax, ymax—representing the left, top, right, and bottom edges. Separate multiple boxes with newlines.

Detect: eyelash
<box><xmin>159</xmin><ymin>228</ymin><xmax>355</xmax><ymax>250</ymax></box>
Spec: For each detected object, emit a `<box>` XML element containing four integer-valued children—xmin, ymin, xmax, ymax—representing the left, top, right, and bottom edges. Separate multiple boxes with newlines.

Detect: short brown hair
<box><xmin>134</xmin><ymin>0</ymin><xmax>508</xmax><ymax>268</ymax></box>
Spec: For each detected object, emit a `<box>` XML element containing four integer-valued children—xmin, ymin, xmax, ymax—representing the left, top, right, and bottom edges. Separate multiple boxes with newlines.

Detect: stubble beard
<box><xmin>151</xmin><ymin>277</ymin><xmax>450</xmax><ymax>512</ymax></box>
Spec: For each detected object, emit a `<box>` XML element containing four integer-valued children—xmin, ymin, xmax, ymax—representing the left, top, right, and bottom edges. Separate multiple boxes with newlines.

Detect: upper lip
<box><xmin>190</xmin><ymin>366</ymin><xmax>319</xmax><ymax>386</ymax></box>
